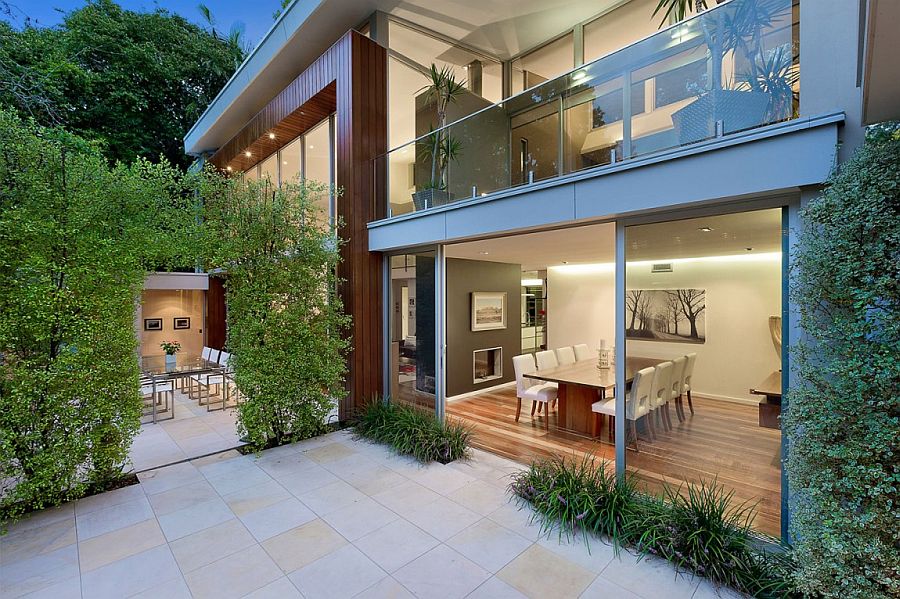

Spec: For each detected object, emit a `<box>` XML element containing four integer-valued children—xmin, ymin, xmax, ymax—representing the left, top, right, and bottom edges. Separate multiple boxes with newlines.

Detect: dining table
<box><xmin>526</xmin><ymin>356</ymin><xmax>667</xmax><ymax>436</ymax></box>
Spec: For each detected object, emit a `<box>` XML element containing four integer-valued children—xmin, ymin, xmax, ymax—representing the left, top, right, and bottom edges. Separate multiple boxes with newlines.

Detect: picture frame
<box><xmin>625</xmin><ymin>288</ymin><xmax>706</xmax><ymax>344</ymax></box>
<box><xmin>173</xmin><ymin>317</ymin><xmax>191</xmax><ymax>330</ymax></box>
<box><xmin>471</xmin><ymin>292</ymin><xmax>507</xmax><ymax>331</ymax></box>
<box><xmin>143</xmin><ymin>318</ymin><xmax>163</xmax><ymax>331</ymax></box>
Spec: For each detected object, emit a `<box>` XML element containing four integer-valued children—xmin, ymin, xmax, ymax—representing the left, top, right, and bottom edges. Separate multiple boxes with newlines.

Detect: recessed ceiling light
<box><xmin>479</xmin><ymin>251</ymin><xmax>489</xmax><ymax>255</ymax></box>
<box><xmin>226</xmin><ymin>166</ymin><xmax>232</xmax><ymax>171</ymax></box>
<box><xmin>698</xmin><ymin>226</ymin><xmax>714</xmax><ymax>232</ymax></box>
<box><xmin>244</xmin><ymin>151</ymin><xmax>251</xmax><ymax>157</ymax></box>
<box><xmin>562</xmin><ymin>261</ymin><xmax>569</xmax><ymax>264</ymax></box>
<box><xmin>268</xmin><ymin>132</ymin><xmax>276</xmax><ymax>139</ymax></box>
<box><xmin>283</xmin><ymin>161</ymin><xmax>288</xmax><ymax>165</ymax></box>
<box><xmin>745</xmin><ymin>247</ymin><xmax>754</xmax><ymax>251</ymax></box>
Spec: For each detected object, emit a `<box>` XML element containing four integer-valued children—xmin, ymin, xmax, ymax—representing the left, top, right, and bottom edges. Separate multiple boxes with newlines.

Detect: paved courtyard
<box><xmin>2</xmin><ymin>430</ymin><xmax>742</xmax><ymax>599</ymax></box>
<box><xmin>129</xmin><ymin>390</ymin><xmax>244</xmax><ymax>472</ymax></box>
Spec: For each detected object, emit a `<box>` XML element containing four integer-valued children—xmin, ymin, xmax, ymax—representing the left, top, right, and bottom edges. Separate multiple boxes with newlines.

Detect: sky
<box><xmin>4</xmin><ymin>0</ymin><xmax>285</xmax><ymax>47</ymax></box>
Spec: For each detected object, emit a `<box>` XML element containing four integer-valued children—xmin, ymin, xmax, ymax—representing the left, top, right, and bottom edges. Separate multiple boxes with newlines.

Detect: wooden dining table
<box><xmin>526</xmin><ymin>356</ymin><xmax>667</xmax><ymax>436</ymax></box>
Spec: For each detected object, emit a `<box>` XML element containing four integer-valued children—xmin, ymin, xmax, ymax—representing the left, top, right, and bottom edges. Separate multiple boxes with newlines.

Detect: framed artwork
<box><xmin>143</xmin><ymin>318</ymin><xmax>163</xmax><ymax>331</ymax></box>
<box><xmin>173</xmin><ymin>317</ymin><xmax>191</xmax><ymax>330</ymax></box>
<box><xmin>471</xmin><ymin>292</ymin><xmax>507</xmax><ymax>331</ymax></box>
<box><xmin>625</xmin><ymin>289</ymin><xmax>706</xmax><ymax>344</ymax></box>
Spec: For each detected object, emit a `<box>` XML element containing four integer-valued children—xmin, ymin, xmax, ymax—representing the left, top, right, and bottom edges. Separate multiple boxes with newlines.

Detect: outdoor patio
<box><xmin>2</xmin><ymin>430</ymin><xmax>743</xmax><ymax>599</ymax></box>
<box><xmin>129</xmin><ymin>390</ymin><xmax>244</xmax><ymax>472</ymax></box>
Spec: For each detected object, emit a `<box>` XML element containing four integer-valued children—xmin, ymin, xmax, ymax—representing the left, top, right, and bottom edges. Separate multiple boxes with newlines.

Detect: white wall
<box><xmin>545</xmin><ymin>255</ymin><xmax>781</xmax><ymax>403</ymax></box>
<box><xmin>626</xmin><ymin>255</ymin><xmax>781</xmax><ymax>403</ymax></box>
<box><xmin>546</xmin><ymin>265</ymin><xmax>616</xmax><ymax>357</ymax></box>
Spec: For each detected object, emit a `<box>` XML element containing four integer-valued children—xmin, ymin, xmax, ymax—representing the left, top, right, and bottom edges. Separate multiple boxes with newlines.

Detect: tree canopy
<box><xmin>0</xmin><ymin>0</ymin><xmax>246</xmax><ymax>168</ymax></box>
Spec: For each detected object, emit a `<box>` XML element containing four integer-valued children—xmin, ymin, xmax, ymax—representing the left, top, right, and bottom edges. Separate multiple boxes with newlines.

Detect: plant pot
<box><xmin>671</xmin><ymin>89</ymin><xmax>771</xmax><ymax>146</ymax></box>
<box><xmin>411</xmin><ymin>188</ymin><xmax>455</xmax><ymax>211</ymax></box>
<box><xmin>165</xmin><ymin>354</ymin><xmax>177</xmax><ymax>370</ymax></box>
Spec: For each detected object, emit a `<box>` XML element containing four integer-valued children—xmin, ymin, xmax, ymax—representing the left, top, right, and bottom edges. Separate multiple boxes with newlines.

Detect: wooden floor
<box><xmin>447</xmin><ymin>386</ymin><xmax>782</xmax><ymax>537</ymax></box>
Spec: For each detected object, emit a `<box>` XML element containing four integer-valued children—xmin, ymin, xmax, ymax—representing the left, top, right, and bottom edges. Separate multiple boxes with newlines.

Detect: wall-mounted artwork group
<box><xmin>143</xmin><ymin>317</ymin><xmax>191</xmax><ymax>331</ymax></box>
<box><xmin>626</xmin><ymin>288</ymin><xmax>706</xmax><ymax>343</ymax></box>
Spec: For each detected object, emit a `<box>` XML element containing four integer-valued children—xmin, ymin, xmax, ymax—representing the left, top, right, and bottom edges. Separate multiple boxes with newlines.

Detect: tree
<box><xmin>675</xmin><ymin>289</ymin><xmax>705</xmax><ymax>339</ymax></box>
<box><xmin>0</xmin><ymin>108</ymin><xmax>198</xmax><ymax>520</ymax></box>
<box><xmin>200</xmin><ymin>173</ymin><xmax>350</xmax><ymax>450</ymax></box>
<box><xmin>785</xmin><ymin>126</ymin><xmax>899</xmax><ymax>599</ymax></box>
<box><xmin>0</xmin><ymin>0</ymin><xmax>247</xmax><ymax>168</ymax></box>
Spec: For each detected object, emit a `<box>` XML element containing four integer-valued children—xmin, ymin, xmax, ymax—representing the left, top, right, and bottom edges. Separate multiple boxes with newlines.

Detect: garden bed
<box><xmin>353</xmin><ymin>400</ymin><xmax>472</xmax><ymax>464</ymax></box>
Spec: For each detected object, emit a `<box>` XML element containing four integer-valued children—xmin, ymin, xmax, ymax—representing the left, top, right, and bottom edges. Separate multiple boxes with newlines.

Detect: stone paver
<box><xmin>1</xmin><ymin>429</ymin><xmax>746</xmax><ymax>598</ymax></box>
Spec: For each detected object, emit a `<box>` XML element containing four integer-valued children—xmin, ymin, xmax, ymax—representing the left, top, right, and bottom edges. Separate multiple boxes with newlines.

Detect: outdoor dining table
<box><xmin>139</xmin><ymin>354</ymin><xmax>226</xmax><ymax>421</ymax></box>
<box><xmin>526</xmin><ymin>356</ymin><xmax>667</xmax><ymax>436</ymax></box>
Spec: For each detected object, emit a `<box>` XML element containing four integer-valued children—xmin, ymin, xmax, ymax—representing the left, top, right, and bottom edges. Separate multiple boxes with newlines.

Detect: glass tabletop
<box><xmin>140</xmin><ymin>354</ymin><xmax>222</xmax><ymax>376</ymax></box>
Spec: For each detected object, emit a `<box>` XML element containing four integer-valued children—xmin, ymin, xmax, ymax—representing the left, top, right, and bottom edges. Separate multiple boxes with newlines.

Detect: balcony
<box><xmin>377</xmin><ymin>0</ymin><xmax>798</xmax><ymax>218</ymax></box>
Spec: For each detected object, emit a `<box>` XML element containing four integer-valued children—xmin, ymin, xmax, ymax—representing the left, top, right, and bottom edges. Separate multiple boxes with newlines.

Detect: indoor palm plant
<box><xmin>412</xmin><ymin>64</ymin><xmax>465</xmax><ymax>211</ymax></box>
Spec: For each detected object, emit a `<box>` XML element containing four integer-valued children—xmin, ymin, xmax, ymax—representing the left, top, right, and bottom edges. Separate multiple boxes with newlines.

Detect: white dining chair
<box><xmin>669</xmin><ymin>356</ymin><xmax>688</xmax><ymax>422</ymax></box>
<box><xmin>649</xmin><ymin>361</ymin><xmax>674</xmax><ymax>431</ymax></box>
<box><xmin>573</xmin><ymin>344</ymin><xmax>594</xmax><ymax>362</ymax></box>
<box><xmin>535</xmin><ymin>350</ymin><xmax>560</xmax><ymax>412</ymax></box>
<box><xmin>555</xmin><ymin>346</ymin><xmax>576</xmax><ymax>366</ymax></box>
<box><xmin>512</xmin><ymin>354</ymin><xmax>557</xmax><ymax>424</ymax></box>
<box><xmin>682</xmin><ymin>352</ymin><xmax>697</xmax><ymax>415</ymax></box>
<box><xmin>140</xmin><ymin>375</ymin><xmax>174</xmax><ymax>422</ymax></box>
<box><xmin>591</xmin><ymin>366</ymin><xmax>655</xmax><ymax>450</ymax></box>
<box><xmin>201</xmin><ymin>346</ymin><xmax>213</xmax><ymax>361</ymax></box>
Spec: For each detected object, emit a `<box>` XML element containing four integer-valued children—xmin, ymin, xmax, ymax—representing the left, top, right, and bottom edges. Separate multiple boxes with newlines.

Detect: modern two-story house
<box><xmin>183</xmin><ymin>0</ymin><xmax>899</xmax><ymax>540</ymax></box>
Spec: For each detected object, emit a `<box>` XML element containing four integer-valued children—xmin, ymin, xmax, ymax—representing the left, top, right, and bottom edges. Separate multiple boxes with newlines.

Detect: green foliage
<box><xmin>353</xmin><ymin>399</ymin><xmax>471</xmax><ymax>463</ymax></box>
<box><xmin>510</xmin><ymin>457</ymin><xmax>800</xmax><ymax>598</ymax></box>
<box><xmin>201</xmin><ymin>174</ymin><xmax>350</xmax><ymax>450</ymax></box>
<box><xmin>785</xmin><ymin>128</ymin><xmax>900</xmax><ymax>598</ymax></box>
<box><xmin>0</xmin><ymin>0</ymin><xmax>246</xmax><ymax>168</ymax></box>
<box><xmin>0</xmin><ymin>108</ymin><xmax>197</xmax><ymax>521</ymax></box>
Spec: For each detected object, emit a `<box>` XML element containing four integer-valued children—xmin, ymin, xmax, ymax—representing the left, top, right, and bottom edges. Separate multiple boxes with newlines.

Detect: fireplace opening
<box><xmin>473</xmin><ymin>347</ymin><xmax>502</xmax><ymax>384</ymax></box>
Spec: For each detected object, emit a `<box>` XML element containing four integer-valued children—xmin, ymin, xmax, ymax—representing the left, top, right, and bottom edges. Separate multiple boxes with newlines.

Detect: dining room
<box><xmin>442</xmin><ymin>209</ymin><xmax>785</xmax><ymax>536</ymax></box>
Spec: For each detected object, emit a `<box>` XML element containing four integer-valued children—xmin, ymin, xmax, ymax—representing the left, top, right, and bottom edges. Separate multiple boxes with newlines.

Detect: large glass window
<box><xmin>260</xmin><ymin>154</ymin><xmax>278</xmax><ymax>184</ymax></box>
<box><xmin>583</xmin><ymin>0</ymin><xmax>659</xmax><ymax>64</ymax></box>
<box><xmin>511</xmin><ymin>33</ymin><xmax>574</xmax><ymax>95</ymax></box>
<box><xmin>304</xmin><ymin>119</ymin><xmax>332</xmax><ymax>224</ymax></box>
<box><xmin>621</xmin><ymin>208</ymin><xmax>784</xmax><ymax>536</ymax></box>
<box><xmin>280</xmin><ymin>136</ymin><xmax>302</xmax><ymax>184</ymax></box>
<box><xmin>389</xmin><ymin>252</ymin><xmax>436</xmax><ymax>413</ymax></box>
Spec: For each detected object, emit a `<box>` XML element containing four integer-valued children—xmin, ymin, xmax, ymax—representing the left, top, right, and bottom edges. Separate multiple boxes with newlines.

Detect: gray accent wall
<box><xmin>445</xmin><ymin>258</ymin><xmax>521</xmax><ymax>397</ymax></box>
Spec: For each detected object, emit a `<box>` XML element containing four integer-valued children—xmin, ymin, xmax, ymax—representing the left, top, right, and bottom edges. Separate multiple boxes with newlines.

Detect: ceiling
<box><xmin>185</xmin><ymin>0</ymin><xmax>632</xmax><ymax>155</ymax></box>
<box><xmin>444</xmin><ymin>209</ymin><xmax>782</xmax><ymax>270</ymax></box>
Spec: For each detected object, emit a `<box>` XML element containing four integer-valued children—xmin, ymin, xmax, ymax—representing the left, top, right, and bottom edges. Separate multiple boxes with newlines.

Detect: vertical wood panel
<box><xmin>208</xmin><ymin>31</ymin><xmax>386</xmax><ymax>419</ymax></box>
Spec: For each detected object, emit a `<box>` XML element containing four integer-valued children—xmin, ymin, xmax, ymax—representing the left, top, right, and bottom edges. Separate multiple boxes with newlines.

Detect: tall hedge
<box><xmin>201</xmin><ymin>174</ymin><xmax>350</xmax><ymax>449</ymax></box>
<box><xmin>786</xmin><ymin>127</ymin><xmax>900</xmax><ymax>598</ymax></box>
<box><xmin>0</xmin><ymin>109</ymin><xmax>195</xmax><ymax>521</ymax></box>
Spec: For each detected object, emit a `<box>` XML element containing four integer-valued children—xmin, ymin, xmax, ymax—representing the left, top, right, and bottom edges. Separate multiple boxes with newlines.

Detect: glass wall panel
<box><xmin>389</xmin><ymin>252</ymin><xmax>436</xmax><ymax>413</ymax></box>
<box><xmin>388</xmin><ymin>20</ymin><xmax>503</xmax><ymax>155</ymax></box>
<box><xmin>260</xmin><ymin>154</ymin><xmax>278</xmax><ymax>183</ymax></box>
<box><xmin>511</xmin><ymin>33</ymin><xmax>574</xmax><ymax>95</ymax></box>
<box><xmin>510</xmin><ymin>103</ymin><xmax>559</xmax><ymax>184</ymax></box>
<box><xmin>583</xmin><ymin>0</ymin><xmax>659</xmax><ymax>64</ymax></box>
<box><xmin>280</xmin><ymin>136</ymin><xmax>302</xmax><ymax>184</ymax></box>
<box><xmin>243</xmin><ymin>164</ymin><xmax>258</xmax><ymax>181</ymax></box>
<box><xmin>622</xmin><ymin>208</ymin><xmax>784</xmax><ymax>536</ymax></box>
<box><xmin>304</xmin><ymin>119</ymin><xmax>332</xmax><ymax>224</ymax></box>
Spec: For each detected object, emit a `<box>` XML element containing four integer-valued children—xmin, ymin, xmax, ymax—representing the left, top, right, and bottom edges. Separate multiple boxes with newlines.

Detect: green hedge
<box><xmin>200</xmin><ymin>174</ymin><xmax>350</xmax><ymax>450</ymax></box>
<box><xmin>785</xmin><ymin>126</ymin><xmax>900</xmax><ymax>598</ymax></box>
<box><xmin>0</xmin><ymin>109</ymin><xmax>195</xmax><ymax>521</ymax></box>
<box><xmin>511</xmin><ymin>456</ymin><xmax>799</xmax><ymax>598</ymax></box>
<box><xmin>354</xmin><ymin>400</ymin><xmax>471</xmax><ymax>463</ymax></box>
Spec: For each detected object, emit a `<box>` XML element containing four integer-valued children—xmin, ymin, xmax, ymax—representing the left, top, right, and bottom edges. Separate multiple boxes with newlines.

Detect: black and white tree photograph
<box><xmin>626</xmin><ymin>289</ymin><xmax>706</xmax><ymax>343</ymax></box>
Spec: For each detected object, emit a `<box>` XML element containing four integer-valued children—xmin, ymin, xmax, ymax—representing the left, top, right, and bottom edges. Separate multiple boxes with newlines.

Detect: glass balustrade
<box><xmin>377</xmin><ymin>0</ymin><xmax>798</xmax><ymax>218</ymax></box>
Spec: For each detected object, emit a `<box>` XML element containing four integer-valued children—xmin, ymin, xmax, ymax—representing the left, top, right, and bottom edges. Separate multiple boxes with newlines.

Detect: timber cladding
<box><xmin>210</xmin><ymin>31</ymin><xmax>387</xmax><ymax>418</ymax></box>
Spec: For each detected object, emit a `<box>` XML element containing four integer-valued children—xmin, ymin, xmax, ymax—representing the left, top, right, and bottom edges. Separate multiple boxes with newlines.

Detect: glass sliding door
<box><xmin>618</xmin><ymin>207</ymin><xmax>785</xmax><ymax>536</ymax></box>
<box><xmin>388</xmin><ymin>251</ymin><xmax>438</xmax><ymax>414</ymax></box>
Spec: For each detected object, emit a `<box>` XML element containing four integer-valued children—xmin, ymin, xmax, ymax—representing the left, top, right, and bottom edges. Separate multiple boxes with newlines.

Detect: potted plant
<box><xmin>160</xmin><ymin>340</ymin><xmax>181</xmax><ymax>369</ymax></box>
<box><xmin>412</xmin><ymin>64</ymin><xmax>465</xmax><ymax>211</ymax></box>
<box><xmin>653</xmin><ymin>0</ymin><xmax>798</xmax><ymax>144</ymax></box>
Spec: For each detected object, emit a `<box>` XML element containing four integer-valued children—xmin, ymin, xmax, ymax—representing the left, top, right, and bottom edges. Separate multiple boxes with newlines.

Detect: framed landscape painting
<box><xmin>471</xmin><ymin>292</ymin><xmax>507</xmax><ymax>331</ymax></box>
<box><xmin>626</xmin><ymin>288</ymin><xmax>706</xmax><ymax>343</ymax></box>
<box><xmin>143</xmin><ymin>318</ymin><xmax>163</xmax><ymax>331</ymax></box>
